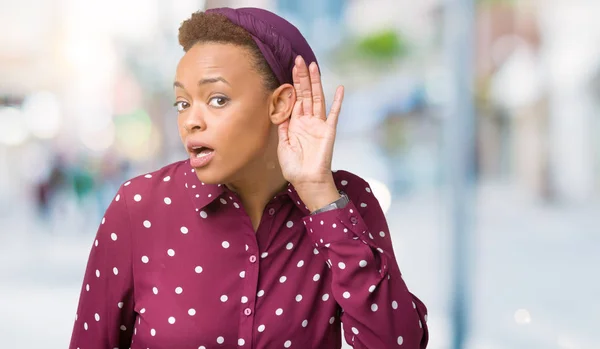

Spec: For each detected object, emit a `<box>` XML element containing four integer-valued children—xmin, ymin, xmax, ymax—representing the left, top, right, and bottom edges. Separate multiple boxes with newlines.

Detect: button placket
<box><xmin>240</xmin><ymin>236</ymin><xmax>259</xmax><ymax>347</ymax></box>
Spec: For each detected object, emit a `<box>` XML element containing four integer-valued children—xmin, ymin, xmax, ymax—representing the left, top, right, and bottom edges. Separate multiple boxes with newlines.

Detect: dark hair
<box><xmin>178</xmin><ymin>11</ymin><xmax>280</xmax><ymax>91</ymax></box>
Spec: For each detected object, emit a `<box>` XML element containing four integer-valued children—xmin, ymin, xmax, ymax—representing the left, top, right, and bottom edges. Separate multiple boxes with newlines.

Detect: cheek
<box><xmin>226</xmin><ymin>101</ymin><xmax>270</xmax><ymax>141</ymax></box>
<box><xmin>225</xmin><ymin>122</ymin><xmax>270</xmax><ymax>155</ymax></box>
<box><xmin>177</xmin><ymin>119</ymin><xmax>185</xmax><ymax>141</ymax></box>
<box><xmin>218</xmin><ymin>114</ymin><xmax>271</xmax><ymax>158</ymax></box>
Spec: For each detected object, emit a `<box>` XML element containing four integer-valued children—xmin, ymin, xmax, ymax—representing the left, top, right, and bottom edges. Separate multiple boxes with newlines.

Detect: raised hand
<box><xmin>277</xmin><ymin>55</ymin><xmax>344</xmax><ymax>191</ymax></box>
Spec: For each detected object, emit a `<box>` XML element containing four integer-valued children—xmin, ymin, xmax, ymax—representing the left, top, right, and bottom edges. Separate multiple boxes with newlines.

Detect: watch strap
<box><xmin>310</xmin><ymin>191</ymin><xmax>349</xmax><ymax>215</ymax></box>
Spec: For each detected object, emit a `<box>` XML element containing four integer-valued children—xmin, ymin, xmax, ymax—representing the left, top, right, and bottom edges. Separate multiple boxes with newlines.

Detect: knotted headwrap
<box><xmin>205</xmin><ymin>7</ymin><xmax>318</xmax><ymax>86</ymax></box>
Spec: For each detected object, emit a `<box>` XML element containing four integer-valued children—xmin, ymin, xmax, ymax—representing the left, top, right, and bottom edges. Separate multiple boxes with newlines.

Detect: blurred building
<box><xmin>474</xmin><ymin>0</ymin><xmax>600</xmax><ymax>203</ymax></box>
<box><xmin>1</xmin><ymin>1</ymin><xmax>600</xmax><ymax>349</ymax></box>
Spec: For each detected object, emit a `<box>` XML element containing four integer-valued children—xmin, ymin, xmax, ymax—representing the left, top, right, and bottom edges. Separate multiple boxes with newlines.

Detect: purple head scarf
<box><xmin>204</xmin><ymin>7</ymin><xmax>318</xmax><ymax>86</ymax></box>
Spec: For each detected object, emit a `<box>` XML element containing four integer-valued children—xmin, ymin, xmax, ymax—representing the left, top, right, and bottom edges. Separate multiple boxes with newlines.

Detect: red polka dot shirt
<box><xmin>69</xmin><ymin>160</ymin><xmax>429</xmax><ymax>349</ymax></box>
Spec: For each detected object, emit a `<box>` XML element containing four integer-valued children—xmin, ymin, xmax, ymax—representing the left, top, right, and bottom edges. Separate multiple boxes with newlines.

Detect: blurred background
<box><xmin>1</xmin><ymin>0</ymin><xmax>599</xmax><ymax>348</ymax></box>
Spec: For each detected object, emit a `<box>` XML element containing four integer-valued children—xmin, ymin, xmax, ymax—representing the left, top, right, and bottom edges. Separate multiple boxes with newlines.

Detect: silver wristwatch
<box><xmin>310</xmin><ymin>192</ymin><xmax>349</xmax><ymax>215</ymax></box>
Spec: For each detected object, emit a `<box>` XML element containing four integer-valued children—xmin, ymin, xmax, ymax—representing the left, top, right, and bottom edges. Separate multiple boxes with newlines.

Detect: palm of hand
<box><xmin>277</xmin><ymin>56</ymin><xmax>344</xmax><ymax>186</ymax></box>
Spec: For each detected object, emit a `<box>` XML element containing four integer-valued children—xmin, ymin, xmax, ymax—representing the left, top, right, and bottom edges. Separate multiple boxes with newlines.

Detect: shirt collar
<box><xmin>180</xmin><ymin>161</ymin><xmax>225</xmax><ymax>211</ymax></box>
<box><xmin>179</xmin><ymin>160</ymin><xmax>311</xmax><ymax>216</ymax></box>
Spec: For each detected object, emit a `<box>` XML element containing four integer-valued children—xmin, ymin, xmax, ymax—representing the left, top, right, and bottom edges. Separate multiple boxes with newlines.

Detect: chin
<box><xmin>192</xmin><ymin>161</ymin><xmax>243</xmax><ymax>186</ymax></box>
<box><xmin>193</xmin><ymin>168</ymin><xmax>227</xmax><ymax>185</ymax></box>
<box><xmin>190</xmin><ymin>152</ymin><xmax>255</xmax><ymax>185</ymax></box>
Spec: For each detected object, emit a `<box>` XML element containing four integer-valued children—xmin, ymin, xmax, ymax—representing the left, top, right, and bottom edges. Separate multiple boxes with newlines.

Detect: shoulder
<box><xmin>118</xmin><ymin>160</ymin><xmax>188</xmax><ymax>204</ymax></box>
<box><xmin>332</xmin><ymin>170</ymin><xmax>387</xmax><ymax>215</ymax></box>
<box><xmin>332</xmin><ymin>170</ymin><xmax>373</xmax><ymax>200</ymax></box>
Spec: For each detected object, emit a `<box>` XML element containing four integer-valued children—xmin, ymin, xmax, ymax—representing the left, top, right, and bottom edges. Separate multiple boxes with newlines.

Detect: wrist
<box><xmin>294</xmin><ymin>178</ymin><xmax>339</xmax><ymax>212</ymax></box>
<box><xmin>306</xmin><ymin>190</ymin><xmax>341</xmax><ymax>213</ymax></box>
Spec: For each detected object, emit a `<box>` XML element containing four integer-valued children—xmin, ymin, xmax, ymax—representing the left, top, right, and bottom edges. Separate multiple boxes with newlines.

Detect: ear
<box><xmin>268</xmin><ymin>83</ymin><xmax>295</xmax><ymax>125</ymax></box>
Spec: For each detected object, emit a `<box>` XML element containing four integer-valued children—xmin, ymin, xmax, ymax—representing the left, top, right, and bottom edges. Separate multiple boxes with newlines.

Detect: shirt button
<box><xmin>249</xmin><ymin>255</ymin><xmax>257</xmax><ymax>263</ymax></box>
<box><xmin>268</xmin><ymin>208</ymin><xmax>276</xmax><ymax>216</ymax></box>
<box><xmin>244</xmin><ymin>308</ymin><xmax>252</xmax><ymax>316</ymax></box>
<box><xmin>350</xmin><ymin>216</ymin><xmax>358</xmax><ymax>225</ymax></box>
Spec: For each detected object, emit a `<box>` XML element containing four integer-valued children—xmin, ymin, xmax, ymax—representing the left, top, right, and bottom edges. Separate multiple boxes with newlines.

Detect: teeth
<box><xmin>196</xmin><ymin>150</ymin><xmax>212</xmax><ymax>158</ymax></box>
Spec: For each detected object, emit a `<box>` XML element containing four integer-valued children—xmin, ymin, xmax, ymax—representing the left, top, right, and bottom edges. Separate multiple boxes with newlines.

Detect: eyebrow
<box><xmin>173</xmin><ymin>77</ymin><xmax>230</xmax><ymax>89</ymax></box>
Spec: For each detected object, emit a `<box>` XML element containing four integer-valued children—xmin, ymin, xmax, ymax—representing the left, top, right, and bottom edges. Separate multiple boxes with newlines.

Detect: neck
<box><xmin>224</xmin><ymin>154</ymin><xmax>287</xmax><ymax>226</ymax></box>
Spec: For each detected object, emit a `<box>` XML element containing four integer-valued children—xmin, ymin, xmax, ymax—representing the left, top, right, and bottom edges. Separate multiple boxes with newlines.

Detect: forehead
<box><xmin>176</xmin><ymin>43</ymin><xmax>258</xmax><ymax>82</ymax></box>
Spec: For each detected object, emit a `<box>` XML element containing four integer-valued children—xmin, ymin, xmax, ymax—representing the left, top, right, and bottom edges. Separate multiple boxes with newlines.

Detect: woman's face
<box><xmin>174</xmin><ymin>42</ymin><xmax>277</xmax><ymax>185</ymax></box>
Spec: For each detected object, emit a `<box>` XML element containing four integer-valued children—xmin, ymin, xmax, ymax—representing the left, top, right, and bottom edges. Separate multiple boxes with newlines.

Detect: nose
<box><xmin>182</xmin><ymin>106</ymin><xmax>206</xmax><ymax>133</ymax></box>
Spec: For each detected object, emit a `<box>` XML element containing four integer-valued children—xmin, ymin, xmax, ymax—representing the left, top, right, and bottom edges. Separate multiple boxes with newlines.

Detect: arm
<box><xmin>69</xmin><ymin>184</ymin><xmax>136</xmax><ymax>349</ymax></box>
<box><xmin>302</xmin><ymin>180</ymin><xmax>429</xmax><ymax>349</ymax></box>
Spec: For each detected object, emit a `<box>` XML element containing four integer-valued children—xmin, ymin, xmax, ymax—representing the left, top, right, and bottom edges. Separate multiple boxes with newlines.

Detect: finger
<box><xmin>292</xmin><ymin>65</ymin><xmax>302</xmax><ymax>111</ymax></box>
<box><xmin>291</xmin><ymin>95</ymin><xmax>303</xmax><ymax>118</ymax></box>
<box><xmin>278</xmin><ymin>119</ymin><xmax>290</xmax><ymax>145</ymax></box>
<box><xmin>309</xmin><ymin>62</ymin><xmax>326</xmax><ymax>120</ymax></box>
<box><xmin>295</xmin><ymin>55</ymin><xmax>313</xmax><ymax>117</ymax></box>
<box><xmin>326</xmin><ymin>86</ymin><xmax>345</xmax><ymax>128</ymax></box>
<box><xmin>292</xmin><ymin>64</ymin><xmax>307</xmax><ymax>117</ymax></box>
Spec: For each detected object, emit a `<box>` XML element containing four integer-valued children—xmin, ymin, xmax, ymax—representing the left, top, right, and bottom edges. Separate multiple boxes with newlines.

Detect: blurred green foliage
<box><xmin>329</xmin><ymin>28</ymin><xmax>409</xmax><ymax>74</ymax></box>
<box><xmin>355</xmin><ymin>29</ymin><xmax>407</xmax><ymax>60</ymax></box>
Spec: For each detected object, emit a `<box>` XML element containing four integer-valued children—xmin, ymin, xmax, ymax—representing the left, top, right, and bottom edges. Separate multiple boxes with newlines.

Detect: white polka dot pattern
<box><xmin>69</xmin><ymin>164</ymin><xmax>428</xmax><ymax>349</ymax></box>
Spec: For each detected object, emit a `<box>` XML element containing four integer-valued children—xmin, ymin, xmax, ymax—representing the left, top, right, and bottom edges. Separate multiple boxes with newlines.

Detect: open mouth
<box><xmin>191</xmin><ymin>146</ymin><xmax>214</xmax><ymax>158</ymax></box>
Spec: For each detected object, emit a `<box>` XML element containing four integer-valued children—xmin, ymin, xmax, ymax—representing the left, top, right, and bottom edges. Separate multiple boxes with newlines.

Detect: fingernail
<box><xmin>296</xmin><ymin>55</ymin><xmax>303</xmax><ymax>64</ymax></box>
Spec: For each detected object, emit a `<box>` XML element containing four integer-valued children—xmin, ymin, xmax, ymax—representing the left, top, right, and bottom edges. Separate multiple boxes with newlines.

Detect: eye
<box><xmin>208</xmin><ymin>96</ymin><xmax>229</xmax><ymax>108</ymax></box>
<box><xmin>173</xmin><ymin>101</ymin><xmax>190</xmax><ymax>112</ymax></box>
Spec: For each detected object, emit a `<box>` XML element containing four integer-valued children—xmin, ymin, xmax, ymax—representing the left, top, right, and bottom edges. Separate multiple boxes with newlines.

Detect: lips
<box><xmin>187</xmin><ymin>141</ymin><xmax>215</xmax><ymax>168</ymax></box>
<box><xmin>190</xmin><ymin>146</ymin><xmax>214</xmax><ymax>157</ymax></box>
<box><xmin>186</xmin><ymin>140</ymin><xmax>214</xmax><ymax>155</ymax></box>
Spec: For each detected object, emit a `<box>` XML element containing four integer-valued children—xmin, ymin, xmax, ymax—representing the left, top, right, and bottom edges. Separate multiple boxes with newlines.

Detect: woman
<box><xmin>69</xmin><ymin>7</ymin><xmax>429</xmax><ymax>349</ymax></box>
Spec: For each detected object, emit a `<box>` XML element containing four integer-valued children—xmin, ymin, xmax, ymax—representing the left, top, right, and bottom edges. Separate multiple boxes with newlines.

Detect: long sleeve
<box><xmin>302</xmin><ymin>179</ymin><xmax>429</xmax><ymax>349</ymax></box>
<box><xmin>69</xmin><ymin>184</ymin><xmax>136</xmax><ymax>349</ymax></box>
